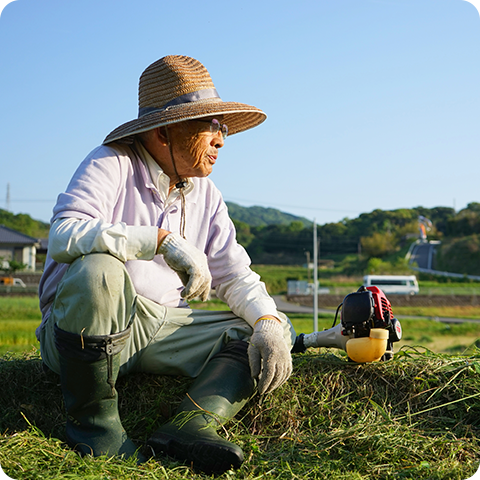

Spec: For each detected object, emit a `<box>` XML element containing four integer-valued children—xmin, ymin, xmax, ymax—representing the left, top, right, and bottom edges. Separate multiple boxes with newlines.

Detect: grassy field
<box><xmin>1</xmin><ymin>296</ymin><xmax>480</xmax><ymax>479</ymax></box>
<box><xmin>1</xmin><ymin>296</ymin><xmax>480</xmax><ymax>356</ymax></box>
<box><xmin>1</xmin><ymin>345</ymin><xmax>479</xmax><ymax>479</ymax></box>
<box><xmin>0</xmin><ymin>297</ymin><xmax>41</xmax><ymax>356</ymax></box>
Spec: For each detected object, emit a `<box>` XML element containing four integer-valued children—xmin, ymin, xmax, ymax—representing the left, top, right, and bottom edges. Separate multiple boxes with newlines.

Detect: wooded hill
<box><xmin>225</xmin><ymin>202</ymin><xmax>312</xmax><ymax>227</ymax></box>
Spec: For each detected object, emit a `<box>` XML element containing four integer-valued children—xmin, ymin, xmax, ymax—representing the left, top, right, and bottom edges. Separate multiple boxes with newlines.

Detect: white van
<box><xmin>363</xmin><ymin>275</ymin><xmax>419</xmax><ymax>295</ymax></box>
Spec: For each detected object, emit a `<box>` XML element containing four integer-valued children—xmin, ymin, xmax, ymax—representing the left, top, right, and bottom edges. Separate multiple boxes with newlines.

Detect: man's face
<box><xmin>167</xmin><ymin>117</ymin><xmax>225</xmax><ymax>179</ymax></box>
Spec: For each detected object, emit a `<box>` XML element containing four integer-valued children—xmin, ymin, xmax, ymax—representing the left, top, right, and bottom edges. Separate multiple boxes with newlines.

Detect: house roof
<box><xmin>39</xmin><ymin>238</ymin><xmax>49</xmax><ymax>250</ymax></box>
<box><xmin>0</xmin><ymin>225</ymin><xmax>39</xmax><ymax>246</ymax></box>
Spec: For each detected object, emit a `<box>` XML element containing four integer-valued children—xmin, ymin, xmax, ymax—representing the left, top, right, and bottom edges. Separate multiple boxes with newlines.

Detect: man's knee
<box><xmin>60</xmin><ymin>253</ymin><xmax>126</xmax><ymax>300</ymax></box>
<box><xmin>52</xmin><ymin>253</ymin><xmax>135</xmax><ymax>335</ymax></box>
<box><xmin>69</xmin><ymin>253</ymin><xmax>125</xmax><ymax>288</ymax></box>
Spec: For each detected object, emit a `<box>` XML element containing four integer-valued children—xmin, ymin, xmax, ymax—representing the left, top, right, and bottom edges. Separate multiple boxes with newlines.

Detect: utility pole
<box><xmin>313</xmin><ymin>219</ymin><xmax>318</xmax><ymax>332</ymax></box>
<box><xmin>305</xmin><ymin>251</ymin><xmax>311</xmax><ymax>281</ymax></box>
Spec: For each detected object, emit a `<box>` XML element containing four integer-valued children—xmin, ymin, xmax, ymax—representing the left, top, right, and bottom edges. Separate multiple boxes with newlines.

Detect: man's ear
<box><xmin>156</xmin><ymin>127</ymin><xmax>168</xmax><ymax>146</ymax></box>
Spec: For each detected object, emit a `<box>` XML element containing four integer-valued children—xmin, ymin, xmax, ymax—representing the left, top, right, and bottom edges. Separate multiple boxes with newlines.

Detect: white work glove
<box><xmin>157</xmin><ymin>232</ymin><xmax>212</xmax><ymax>302</ymax></box>
<box><xmin>248</xmin><ymin>319</ymin><xmax>293</xmax><ymax>395</ymax></box>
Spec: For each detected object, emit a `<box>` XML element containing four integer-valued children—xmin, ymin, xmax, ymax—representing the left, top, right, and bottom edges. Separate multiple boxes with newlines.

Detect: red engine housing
<box><xmin>365</xmin><ymin>286</ymin><xmax>394</xmax><ymax>324</ymax></box>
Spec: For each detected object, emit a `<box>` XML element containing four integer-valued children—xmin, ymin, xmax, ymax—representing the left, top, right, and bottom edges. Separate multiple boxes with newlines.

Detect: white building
<box><xmin>0</xmin><ymin>225</ymin><xmax>41</xmax><ymax>272</ymax></box>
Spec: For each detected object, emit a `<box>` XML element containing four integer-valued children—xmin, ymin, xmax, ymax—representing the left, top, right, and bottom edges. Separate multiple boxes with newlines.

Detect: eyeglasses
<box><xmin>196</xmin><ymin>118</ymin><xmax>229</xmax><ymax>140</ymax></box>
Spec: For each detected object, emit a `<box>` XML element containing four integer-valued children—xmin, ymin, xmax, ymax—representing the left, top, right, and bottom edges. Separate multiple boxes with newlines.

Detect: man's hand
<box><xmin>248</xmin><ymin>318</ymin><xmax>292</xmax><ymax>394</ymax></box>
<box><xmin>157</xmin><ymin>232</ymin><xmax>211</xmax><ymax>301</ymax></box>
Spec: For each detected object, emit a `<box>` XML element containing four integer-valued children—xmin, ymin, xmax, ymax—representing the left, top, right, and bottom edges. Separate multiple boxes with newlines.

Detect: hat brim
<box><xmin>103</xmin><ymin>99</ymin><xmax>266</xmax><ymax>144</ymax></box>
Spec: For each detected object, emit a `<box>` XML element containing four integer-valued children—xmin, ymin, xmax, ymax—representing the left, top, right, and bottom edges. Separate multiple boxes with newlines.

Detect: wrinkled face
<box><xmin>167</xmin><ymin>117</ymin><xmax>225</xmax><ymax>179</ymax></box>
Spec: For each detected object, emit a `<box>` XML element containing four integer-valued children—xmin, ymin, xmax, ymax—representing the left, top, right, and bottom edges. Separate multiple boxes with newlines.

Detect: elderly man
<box><xmin>37</xmin><ymin>55</ymin><xmax>296</xmax><ymax>474</ymax></box>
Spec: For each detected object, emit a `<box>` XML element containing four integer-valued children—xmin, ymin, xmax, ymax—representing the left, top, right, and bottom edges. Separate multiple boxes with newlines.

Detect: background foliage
<box><xmin>0</xmin><ymin>209</ymin><xmax>49</xmax><ymax>239</ymax></box>
<box><xmin>228</xmin><ymin>202</ymin><xmax>480</xmax><ymax>275</ymax></box>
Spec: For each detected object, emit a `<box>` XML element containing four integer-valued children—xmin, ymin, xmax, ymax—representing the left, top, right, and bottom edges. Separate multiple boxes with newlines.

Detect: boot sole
<box><xmin>148</xmin><ymin>432</ymin><xmax>243</xmax><ymax>474</ymax></box>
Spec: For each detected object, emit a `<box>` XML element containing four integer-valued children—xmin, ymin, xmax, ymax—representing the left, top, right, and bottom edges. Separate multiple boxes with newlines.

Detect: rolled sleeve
<box><xmin>215</xmin><ymin>267</ymin><xmax>280</xmax><ymax>327</ymax></box>
<box><xmin>49</xmin><ymin>217</ymin><xmax>158</xmax><ymax>264</ymax></box>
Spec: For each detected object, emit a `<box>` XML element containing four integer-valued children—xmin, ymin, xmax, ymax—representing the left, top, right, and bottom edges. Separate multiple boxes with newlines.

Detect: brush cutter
<box><xmin>291</xmin><ymin>286</ymin><xmax>402</xmax><ymax>362</ymax></box>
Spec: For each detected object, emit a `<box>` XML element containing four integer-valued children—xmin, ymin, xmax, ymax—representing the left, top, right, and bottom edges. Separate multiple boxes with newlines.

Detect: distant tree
<box><xmin>466</xmin><ymin>202</ymin><xmax>480</xmax><ymax>213</ymax></box>
<box><xmin>232</xmin><ymin>219</ymin><xmax>255</xmax><ymax>248</ymax></box>
<box><xmin>435</xmin><ymin>235</ymin><xmax>480</xmax><ymax>275</ymax></box>
<box><xmin>445</xmin><ymin>208</ymin><xmax>480</xmax><ymax>237</ymax></box>
<box><xmin>316</xmin><ymin>222</ymin><xmax>358</xmax><ymax>255</ymax></box>
<box><xmin>395</xmin><ymin>220</ymin><xmax>422</xmax><ymax>241</ymax></box>
<box><xmin>288</xmin><ymin>221</ymin><xmax>304</xmax><ymax>232</ymax></box>
<box><xmin>0</xmin><ymin>258</ymin><xmax>28</xmax><ymax>275</ymax></box>
<box><xmin>0</xmin><ymin>208</ymin><xmax>49</xmax><ymax>238</ymax></box>
<box><xmin>366</xmin><ymin>257</ymin><xmax>390</xmax><ymax>274</ymax></box>
<box><xmin>318</xmin><ymin>222</ymin><xmax>348</xmax><ymax>237</ymax></box>
<box><xmin>360</xmin><ymin>231</ymin><xmax>397</xmax><ymax>258</ymax></box>
<box><xmin>366</xmin><ymin>257</ymin><xmax>412</xmax><ymax>275</ymax></box>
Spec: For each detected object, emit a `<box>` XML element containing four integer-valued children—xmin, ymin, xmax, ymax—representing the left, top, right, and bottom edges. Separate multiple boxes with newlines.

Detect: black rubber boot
<box><xmin>147</xmin><ymin>340</ymin><xmax>255</xmax><ymax>474</ymax></box>
<box><xmin>55</xmin><ymin>324</ymin><xmax>144</xmax><ymax>461</ymax></box>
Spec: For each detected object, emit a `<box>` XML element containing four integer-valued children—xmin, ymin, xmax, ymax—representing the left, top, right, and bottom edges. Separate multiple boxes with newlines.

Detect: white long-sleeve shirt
<box><xmin>37</xmin><ymin>140</ymin><xmax>280</xmax><ymax>337</ymax></box>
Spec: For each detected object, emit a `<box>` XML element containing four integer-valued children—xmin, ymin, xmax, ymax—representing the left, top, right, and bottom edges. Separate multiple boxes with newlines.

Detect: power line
<box><xmin>224</xmin><ymin>196</ymin><xmax>361</xmax><ymax>215</ymax></box>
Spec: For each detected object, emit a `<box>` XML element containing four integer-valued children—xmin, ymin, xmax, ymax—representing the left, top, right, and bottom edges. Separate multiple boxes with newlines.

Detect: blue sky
<box><xmin>0</xmin><ymin>0</ymin><xmax>479</xmax><ymax>226</ymax></box>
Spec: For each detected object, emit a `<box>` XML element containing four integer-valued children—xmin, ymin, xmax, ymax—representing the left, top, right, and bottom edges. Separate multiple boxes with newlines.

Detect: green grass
<box><xmin>1</xmin><ymin>296</ymin><xmax>480</xmax><ymax>478</ymax></box>
<box><xmin>0</xmin><ymin>320</ymin><xmax>40</xmax><ymax>354</ymax></box>
<box><xmin>394</xmin><ymin>306</ymin><xmax>480</xmax><ymax>319</ymax></box>
<box><xmin>0</xmin><ymin>297</ymin><xmax>42</xmax><ymax>319</ymax></box>
<box><xmin>1</xmin><ymin>348</ymin><xmax>479</xmax><ymax>479</ymax></box>
<box><xmin>0</xmin><ymin>297</ymin><xmax>41</xmax><ymax>355</ymax></box>
<box><xmin>251</xmin><ymin>265</ymin><xmax>312</xmax><ymax>294</ymax></box>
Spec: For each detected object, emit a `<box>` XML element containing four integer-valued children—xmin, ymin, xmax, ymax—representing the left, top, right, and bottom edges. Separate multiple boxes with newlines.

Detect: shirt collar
<box><xmin>134</xmin><ymin>139</ymin><xmax>194</xmax><ymax>203</ymax></box>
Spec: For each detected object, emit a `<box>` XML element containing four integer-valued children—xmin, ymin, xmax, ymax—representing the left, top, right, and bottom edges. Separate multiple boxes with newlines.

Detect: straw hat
<box><xmin>103</xmin><ymin>55</ymin><xmax>267</xmax><ymax>144</ymax></box>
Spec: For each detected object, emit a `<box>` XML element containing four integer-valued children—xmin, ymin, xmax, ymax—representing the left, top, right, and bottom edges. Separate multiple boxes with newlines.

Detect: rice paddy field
<box><xmin>2</xmin><ymin>296</ymin><xmax>480</xmax><ymax>357</ymax></box>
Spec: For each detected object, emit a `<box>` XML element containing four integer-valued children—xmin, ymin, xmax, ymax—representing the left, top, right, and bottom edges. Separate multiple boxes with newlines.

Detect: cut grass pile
<box><xmin>1</xmin><ymin>296</ymin><xmax>480</xmax><ymax>478</ymax></box>
<box><xmin>0</xmin><ymin>347</ymin><xmax>479</xmax><ymax>479</ymax></box>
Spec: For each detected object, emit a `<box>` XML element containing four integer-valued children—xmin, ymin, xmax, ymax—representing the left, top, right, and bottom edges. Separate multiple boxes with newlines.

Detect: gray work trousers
<box><xmin>39</xmin><ymin>253</ymin><xmax>296</xmax><ymax>378</ymax></box>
